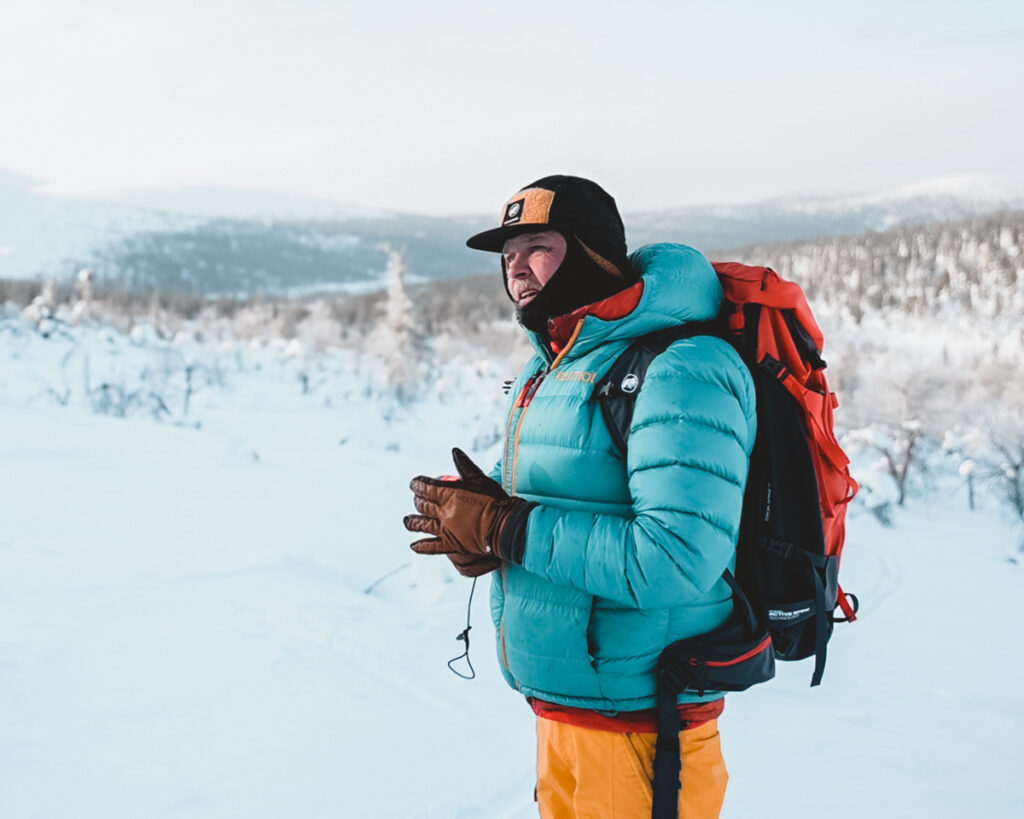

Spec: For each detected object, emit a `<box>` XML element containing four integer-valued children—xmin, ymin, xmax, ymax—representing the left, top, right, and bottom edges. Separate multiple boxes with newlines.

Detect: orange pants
<box><xmin>536</xmin><ymin>716</ymin><xmax>728</xmax><ymax>819</ymax></box>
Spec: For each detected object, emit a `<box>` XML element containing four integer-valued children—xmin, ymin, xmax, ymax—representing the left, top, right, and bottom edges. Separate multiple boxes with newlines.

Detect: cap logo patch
<box><xmin>503</xmin><ymin>199</ymin><xmax>525</xmax><ymax>226</ymax></box>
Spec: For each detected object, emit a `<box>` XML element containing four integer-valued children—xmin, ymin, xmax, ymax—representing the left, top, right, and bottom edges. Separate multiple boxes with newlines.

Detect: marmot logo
<box><xmin>555</xmin><ymin>371</ymin><xmax>598</xmax><ymax>384</ymax></box>
<box><xmin>503</xmin><ymin>199</ymin><xmax>525</xmax><ymax>225</ymax></box>
<box><xmin>621</xmin><ymin>373</ymin><xmax>640</xmax><ymax>393</ymax></box>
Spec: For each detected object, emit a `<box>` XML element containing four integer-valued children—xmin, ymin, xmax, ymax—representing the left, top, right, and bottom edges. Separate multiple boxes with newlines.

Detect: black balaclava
<box><xmin>512</xmin><ymin>233</ymin><xmax>635</xmax><ymax>336</ymax></box>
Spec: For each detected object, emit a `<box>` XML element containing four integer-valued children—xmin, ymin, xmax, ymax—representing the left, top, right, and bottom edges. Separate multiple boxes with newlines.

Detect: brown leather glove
<box><xmin>446</xmin><ymin>552</ymin><xmax>502</xmax><ymax>578</ymax></box>
<box><xmin>404</xmin><ymin>448</ymin><xmax>536</xmax><ymax>567</ymax></box>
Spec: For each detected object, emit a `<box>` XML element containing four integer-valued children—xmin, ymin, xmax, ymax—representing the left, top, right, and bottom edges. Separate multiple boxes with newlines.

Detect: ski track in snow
<box><xmin>848</xmin><ymin>529</ymin><xmax>905</xmax><ymax>616</ymax></box>
<box><xmin>2</xmin><ymin>321</ymin><xmax>1023</xmax><ymax>818</ymax></box>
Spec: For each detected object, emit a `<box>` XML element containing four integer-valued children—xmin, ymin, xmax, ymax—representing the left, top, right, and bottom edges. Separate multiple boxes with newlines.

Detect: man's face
<box><xmin>502</xmin><ymin>231</ymin><xmax>568</xmax><ymax>307</ymax></box>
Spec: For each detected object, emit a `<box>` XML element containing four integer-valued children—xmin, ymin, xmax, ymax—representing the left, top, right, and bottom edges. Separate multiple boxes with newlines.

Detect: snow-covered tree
<box><xmin>366</xmin><ymin>244</ymin><xmax>422</xmax><ymax>404</ymax></box>
<box><xmin>71</xmin><ymin>268</ymin><xmax>95</xmax><ymax>323</ymax></box>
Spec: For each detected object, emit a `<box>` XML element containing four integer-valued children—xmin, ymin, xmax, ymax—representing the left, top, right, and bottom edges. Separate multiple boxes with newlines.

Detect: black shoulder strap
<box><xmin>594</xmin><ymin>320</ymin><xmax>725</xmax><ymax>457</ymax></box>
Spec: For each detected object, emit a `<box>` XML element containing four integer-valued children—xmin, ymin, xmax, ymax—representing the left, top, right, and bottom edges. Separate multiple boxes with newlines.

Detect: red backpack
<box><xmin>594</xmin><ymin>261</ymin><xmax>859</xmax><ymax>819</ymax></box>
<box><xmin>713</xmin><ymin>261</ymin><xmax>860</xmax><ymax>634</ymax></box>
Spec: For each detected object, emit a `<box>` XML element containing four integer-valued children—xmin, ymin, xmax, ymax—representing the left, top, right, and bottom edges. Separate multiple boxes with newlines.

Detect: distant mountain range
<box><xmin>1</xmin><ymin>169</ymin><xmax>1021</xmax><ymax>297</ymax></box>
<box><xmin>627</xmin><ymin>176</ymin><xmax>1023</xmax><ymax>251</ymax></box>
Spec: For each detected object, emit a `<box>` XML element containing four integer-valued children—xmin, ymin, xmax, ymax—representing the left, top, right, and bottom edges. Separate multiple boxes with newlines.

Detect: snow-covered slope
<box><xmin>764</xmin><ymin>174</ymin><xmax>1019</xmax><ymax>227</ymax></box>
<box><xmin>3</xmin><ymin>168</ymin><xmax>1022</xmax><ymax>295</ymax></box>
<box><xmin>0</xmin><ymin>169</ymin><xmax>205</xmax><ymax>282</ymax></box>
<box><xmin>627</xmin><ymin>174</ymin><xmax>1024</xmax><ymax>251</ymax></box>
<box><xmin>93</xmin><ymin>184</ymin><xmax>386</xmax><ymax>222</ymax></box>
<box><xmin>0</xmin><ymin>171</ymin><xmax>384</xmax><ymax>287</ymax></box>
<box><xmin>2</xmin><ymin>315</ymin><xmax>1022</xmax><ymax>818</ymax></box>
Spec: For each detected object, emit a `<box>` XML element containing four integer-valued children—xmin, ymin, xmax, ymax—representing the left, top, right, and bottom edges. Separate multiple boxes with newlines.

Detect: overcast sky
<box><xmin>1</xmin><ymin>0</ymin><xmax>1021</xmax><ymax>215</ymax></box>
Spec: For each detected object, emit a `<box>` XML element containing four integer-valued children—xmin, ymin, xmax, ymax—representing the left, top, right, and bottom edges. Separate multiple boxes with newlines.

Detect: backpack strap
<box><xmin>652</xmin><ymin>675</ymin><xmax>684</xmax><ymax>819</ymax></box>
<box><xmin>652</xmin><ymin>568</ymin><xmax>772</xmax><ymax>819</ymax></box>
<box><xmin>594</xmin><ymin>319</ymin><xmax>726</xmax><ymax>456</ymax></box>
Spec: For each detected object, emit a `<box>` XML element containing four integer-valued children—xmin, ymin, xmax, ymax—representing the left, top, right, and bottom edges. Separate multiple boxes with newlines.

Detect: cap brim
<box><xmin>465</xmin><ymin>222</ymin><xmax>568</xmax><ymax>252</ymax></box>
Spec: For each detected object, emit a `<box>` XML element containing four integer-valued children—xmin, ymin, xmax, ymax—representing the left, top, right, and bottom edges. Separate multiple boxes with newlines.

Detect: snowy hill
<box><xmin>627</xmin><ymin>175</ymin><xmax>1024</xmax><ymax>252</ymax></box>
<box><xmin>731</xmin><ymin>209</ymin><xmax>1024</xmax><ymax>324</ymax></box>
<box><xmin>0</xmin><ymin>170</ymin><xmax>206</xmax><ymax>284</ymax></box>
<box><xmin>96</xmin><ymin>184</ymin><xmax>385</xmax><ymax>222</ymax></box>
<box><xmin>3</xmin><ymin>169</ymin><xmax>1021</xmax><ymax>297</ymax></box>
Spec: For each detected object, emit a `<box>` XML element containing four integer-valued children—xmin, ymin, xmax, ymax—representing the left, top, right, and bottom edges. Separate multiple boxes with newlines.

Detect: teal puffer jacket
<box><xmin>489</xmin><ymin>243</ymin><xmax>757</xmax><ymax>711</ymax></box>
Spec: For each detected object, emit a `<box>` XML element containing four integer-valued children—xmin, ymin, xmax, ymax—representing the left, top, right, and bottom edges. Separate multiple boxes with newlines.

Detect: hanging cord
<box><xmin>447</xmin><ymin>577</ymin><xmax>478</xmax><ymax>679</ymax></box>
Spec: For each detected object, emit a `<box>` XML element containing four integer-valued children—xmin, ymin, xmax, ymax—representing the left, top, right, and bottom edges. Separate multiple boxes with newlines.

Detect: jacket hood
<box><xmin>526</xmin><ymin>243</ymin><xmax>723</xmax><ymax>361</ymax></box>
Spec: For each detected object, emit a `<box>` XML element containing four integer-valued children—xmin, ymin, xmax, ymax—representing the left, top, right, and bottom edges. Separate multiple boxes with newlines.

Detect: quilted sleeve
<box><xmin>519</xmin><ymin>336</ymin><xmax>756</xmax><ymax>609</ymax></box>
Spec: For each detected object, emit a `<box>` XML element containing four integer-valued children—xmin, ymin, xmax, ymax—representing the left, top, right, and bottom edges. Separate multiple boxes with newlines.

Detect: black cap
<box><xmin>466</xmin><ymin>175</ymin><xmax>628</xmax><ymax>278</ymax></box>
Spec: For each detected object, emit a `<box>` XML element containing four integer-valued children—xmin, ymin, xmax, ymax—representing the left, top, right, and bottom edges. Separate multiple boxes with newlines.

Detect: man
<box><xmin>404</xmin><ymin>175</ymin><xmax>756</xmax><ymax>818</ymax></box>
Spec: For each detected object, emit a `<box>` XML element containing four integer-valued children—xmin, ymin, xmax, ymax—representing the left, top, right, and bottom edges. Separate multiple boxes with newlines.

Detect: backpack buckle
<box><xmin>659</xmin><ymin>660</ymin><xmax>691</xmax><ymax>694</ymax></box>
<box><xmin>659</xmin><ymin>652</ymin><xmax>705</xmax><ymax>695</ymax></box>
<box><xmin>759</xmin><ymin>355</ymin><xmax>788</xmax><ymax>381</ymax></box>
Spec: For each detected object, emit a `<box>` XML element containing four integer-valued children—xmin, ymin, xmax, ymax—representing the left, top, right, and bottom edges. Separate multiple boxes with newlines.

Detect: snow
<box><xmin>855</xmin><ymin>174</ymin><xmax>1015</xmax><ymax>207</ymax></box>
<box><xmin>71</xmin><ymin>185</ymin><xmax>388</xmax><ymax>222</ymax></box>
<box><xmin>761</xmin><ymin>174</ymin><xmax>1023</xmax><ymax>215</ymax></box>
<box><xmin>0</xmin><ymin>172</ymin><xmax>207</xmax><ymax>282</ymax></box>
<box><xmin>2</xmin><ymin>317</ymin><xmax>1023</xmax><ymax>818</ymax></box>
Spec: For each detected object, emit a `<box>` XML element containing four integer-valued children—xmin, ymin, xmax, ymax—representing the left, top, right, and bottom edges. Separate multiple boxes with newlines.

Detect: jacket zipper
<box><xmin>499</xmin><ymin>564</ymin><xmax>512</xmax><ymax>677</ymax></box>
<box><xmin>498</xmin><ymin>369</ymin><xmax>544</xmax><ymax>681</ymax></box>
<box><xmin>497</xmin><ymin>322</ymin><xmax>585</xmax><ymax>682</ymax></box>
<box><xmin>503</xmin><ymin>371</ymin><xmax>543</xmax><ymax>490</ymax></box>
<box><xmin>509</xmin><ymin>371</ymin><xmax>547</xmax><ymax>492</ymax></box>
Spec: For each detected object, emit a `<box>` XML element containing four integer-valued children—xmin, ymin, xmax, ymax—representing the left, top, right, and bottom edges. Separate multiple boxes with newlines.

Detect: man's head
<box><xmin>466</xmin><ymin>175</ymin><xmax>634</xmax><ymax>334</ymax></box>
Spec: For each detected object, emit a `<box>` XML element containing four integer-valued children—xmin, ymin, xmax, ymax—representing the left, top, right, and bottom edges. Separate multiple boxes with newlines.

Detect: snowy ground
<box><xmin>2</xmin><ymin>318</ymin><xmax>1023</xmax><ymax>818</ymax></box>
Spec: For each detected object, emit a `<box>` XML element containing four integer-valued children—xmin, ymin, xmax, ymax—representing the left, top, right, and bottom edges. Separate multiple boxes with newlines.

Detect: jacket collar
<box><xmin>547</xmin><ymin>280</ymin><xmax>645</xmax><ymax>354</ymax></box>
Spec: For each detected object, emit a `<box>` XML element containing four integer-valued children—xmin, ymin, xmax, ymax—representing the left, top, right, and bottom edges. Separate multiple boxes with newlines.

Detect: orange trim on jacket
<box><xmin>548</xmin><ymin>279</ymin><xmax>646</xmax><ymax>353</ymax></box>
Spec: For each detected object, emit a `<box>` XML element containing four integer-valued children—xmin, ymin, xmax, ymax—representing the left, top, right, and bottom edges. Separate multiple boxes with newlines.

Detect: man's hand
<box><xmin>447</xmin><ymin>552</ymin><xmax>502</xmax><ymax>578</ymax></box>
<box><xmin>404</xmin><ymin>448</ymin><xmax>535</xmax><ymax>567</ymax></box>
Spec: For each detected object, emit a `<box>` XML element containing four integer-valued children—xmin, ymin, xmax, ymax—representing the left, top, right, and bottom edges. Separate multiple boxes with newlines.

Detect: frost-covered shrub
<box><xmin>850</xmin><ymin>462</ymin><xmax>900</xmax><ymax>526</ymax></box>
